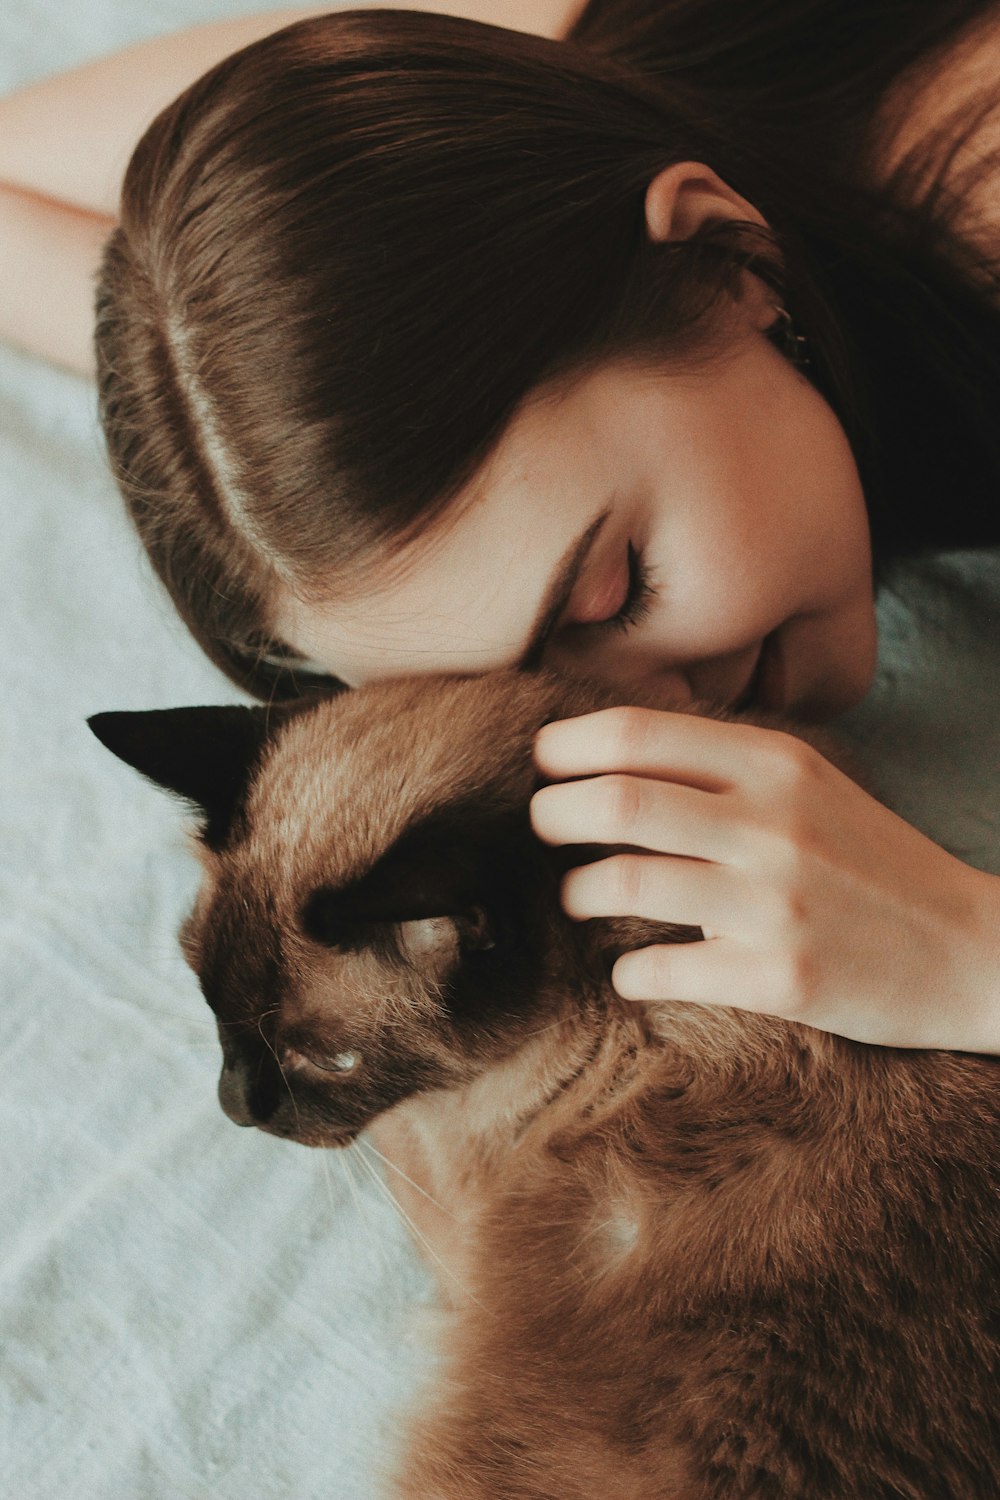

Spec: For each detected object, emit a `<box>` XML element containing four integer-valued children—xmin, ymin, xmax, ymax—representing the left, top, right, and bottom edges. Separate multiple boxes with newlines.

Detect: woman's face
<box><xmin>276</xmin><ymin>330</ymin><xmax>877</xmax><ymax>722</ymax></box>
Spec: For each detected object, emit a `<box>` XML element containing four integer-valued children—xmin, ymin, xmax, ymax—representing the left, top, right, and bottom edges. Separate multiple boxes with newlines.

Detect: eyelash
<box><xmin>593</xmin><ymin>543</ymin><xmax>656</xmax><ymax>636</ymax></box>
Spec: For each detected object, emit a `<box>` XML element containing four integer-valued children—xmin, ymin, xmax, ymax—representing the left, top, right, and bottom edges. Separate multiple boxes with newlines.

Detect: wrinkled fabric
<box><xmin>2</xmin><ymin>11</ymin><xmax>434</xmax><ymax>1499</ymax></box>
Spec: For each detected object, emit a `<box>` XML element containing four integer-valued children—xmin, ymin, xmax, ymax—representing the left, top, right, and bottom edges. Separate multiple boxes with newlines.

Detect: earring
<box><xmin>769</xmin><ymin>304</ymin><xmax>811</xmax><ymax>369</ymax></box>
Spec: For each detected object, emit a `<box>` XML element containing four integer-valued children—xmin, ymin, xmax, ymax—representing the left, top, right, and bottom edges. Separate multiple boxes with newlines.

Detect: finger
<box><xmin>612</xmin><ymin>938</ymin><xmax>794</xmax><ymax>1014</ymax></box>
<box><xmin>562</xmin><ymin>853</ymin><xmax>750</xmax><ymax>936</ymax></box>
<box><xmin>534</xmin><ymin>705</ymin><xmax>795</xmax><ymax>792</ymax></box>
<box><xmin>531</xmin><ymin>774</ymin><xmax>736</xmax><ymax>863</ymax></box>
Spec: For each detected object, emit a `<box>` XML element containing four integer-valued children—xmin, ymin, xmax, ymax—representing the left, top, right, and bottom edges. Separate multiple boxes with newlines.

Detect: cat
<box><xmin>89</xmin><ymin>669</ymin><xmax>1000</xmax><ymax>1500</ymax></box>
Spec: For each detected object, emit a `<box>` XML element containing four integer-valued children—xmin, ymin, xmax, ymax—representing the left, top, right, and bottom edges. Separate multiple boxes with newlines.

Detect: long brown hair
<box><xmin>95</xmin><ymin>5</ymin><xmax>1000</xmax><ymax>700</ymax></box>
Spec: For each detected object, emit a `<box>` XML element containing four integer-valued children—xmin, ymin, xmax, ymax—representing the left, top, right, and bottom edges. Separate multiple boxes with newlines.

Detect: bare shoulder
<box><xmin>870</xmin><ymin>7</ymin><xmax>1000</xmax><ymax>247</ymax></box>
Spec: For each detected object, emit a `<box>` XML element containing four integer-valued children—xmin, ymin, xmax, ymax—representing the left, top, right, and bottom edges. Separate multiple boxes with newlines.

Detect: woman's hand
<box><xmin>530</xmin><ymin>707</ymin><xmax>1000</xmax><ymax>1054</ymax></box>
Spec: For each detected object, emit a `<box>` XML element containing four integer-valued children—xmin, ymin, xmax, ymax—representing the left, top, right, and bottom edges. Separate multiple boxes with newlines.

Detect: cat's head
<box><xmin>89</xmin><ymin>671</ymin><xmax>701</xmax><ymax>1147</ymax></box>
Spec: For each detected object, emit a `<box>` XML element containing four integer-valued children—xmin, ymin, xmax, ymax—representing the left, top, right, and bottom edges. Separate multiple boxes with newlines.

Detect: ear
<box><xmin>87</xmin><ymin>705</ymin><xmax>288</xmax><ymax>849</ymax></box>
<box><xmin>644</xmin><ymin>161</ymin><xmax>776</xmax><ymax>331</ymax></box>
<box><xmin>644</xmin><ymin>160</ymin><xmax>768</xmax><ymax>242</ymax></box>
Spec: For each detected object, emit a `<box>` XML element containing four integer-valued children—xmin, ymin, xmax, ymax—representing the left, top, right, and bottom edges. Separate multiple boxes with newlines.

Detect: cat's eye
<box><xmin>303</xmin><ymin>887</ymin><xmax>497</xmax><ymax>958</ymax></box>
<box><xmin>456</xmin><ymin>905</ymin><xmax>495</xmax><ymax>951</ymax></box>
<box><xmin>280</xmin><ymin>1043</ymin><xmax>360</xmax><ymax>1076</ymax></box>
<box><xmin>314</xmin><ymin>1049</ymin><xmax>359</xmax><ymax>1075</ymax></box>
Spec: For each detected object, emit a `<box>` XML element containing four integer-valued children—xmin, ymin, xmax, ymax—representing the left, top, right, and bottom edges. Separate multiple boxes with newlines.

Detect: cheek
<box><xmin>727</xmin><ymin>351</ymin><xmax>870</xmax><ymax>594</ymax></box>
<box><xmin>645</xmin><ymin>464</ymin><xmax>870</xmax><ymax>664</ymax></box>
<box><xmin>645</xmin><ymin>506</ymin><xmax>797</xmax><ymax>657</ymax></box>
<box><xmin>778</xmin><ymin>388</ymin><xmax>873</xmax><ymax>601</ymax></box>
<box><xmin>698</xmin><ymin>415</ymin><xmax>868</xmax><ymax>613</ymax></box>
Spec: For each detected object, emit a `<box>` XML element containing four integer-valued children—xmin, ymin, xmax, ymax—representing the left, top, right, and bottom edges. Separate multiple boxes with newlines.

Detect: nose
<box><xmin>218</xmin><ymin>1052</ymin><xmax>282</xmax><ymax>1125</ymax></box>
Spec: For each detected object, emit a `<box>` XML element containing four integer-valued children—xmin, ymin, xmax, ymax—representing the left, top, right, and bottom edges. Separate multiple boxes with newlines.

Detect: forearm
<box><xmin>0</xmin><ymin>8</ymin><xmax>333</xmax><ymax>217</ymax></box>
<box><xmin>0</xmin><ymin>7</ymin><xmax>334</xmax><ymax>371</ymax></box>
<box><xmin>0</xmin><ymin>183</ymin><xmax>112</xmax><ymax>375</ymax></box>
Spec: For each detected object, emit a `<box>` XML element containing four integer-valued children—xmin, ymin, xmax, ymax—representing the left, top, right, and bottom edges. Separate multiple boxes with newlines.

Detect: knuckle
<box><xmin>599</xmin><ymin>705</ymin><xmax>654</xmax><ymax>761</ymax></box>
<box><xmin>768</xmin><ymin>943</ymin><xmax>817</xmax><ymax>1015</ymax></box>
<box><xmin>734</xmin><ymin>739</ymin><xmax>824</xmax><ymax>857</ymax></box>
<box><xmin>760</xmin><ymin>730</ymin><xmax>823</xmax><ymax>796</ymax></box>
<box><xmin>777</xmin><ymin>883</ymin><xmax>809</xmax><ymax>935</ymax></box>
<box><xmin>777</xmin><ymin>813</ymin><xmax>822</xmax><ymax>883</ymax></box>
<box><xmin>597</xmin><ymin>774</ymin><xmax>644</xmax><ymax>838</ymax></box>
<box><xmin>608</xmin><ymin>854</ymin><xmax>645</xmax><ymax>910</ymax></box>
<box><xmin>761</xmin><ymin>853</ymin><xmax>809</xmax><ymax>930</ymax></box>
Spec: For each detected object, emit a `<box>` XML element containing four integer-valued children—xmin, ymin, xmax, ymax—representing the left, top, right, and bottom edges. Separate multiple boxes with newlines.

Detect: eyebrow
<box><xmin>517</xmin><ymin>506</ymin><xmax>612</xmax><ymax>669</ymax></box>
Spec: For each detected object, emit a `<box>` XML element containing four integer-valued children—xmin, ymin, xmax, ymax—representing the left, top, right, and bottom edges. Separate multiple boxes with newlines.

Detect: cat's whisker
<box><xmin>356</xmin><ymin>1137</ymin><xmax>455</xmax><ymax>1219</ymax></box>
<box><xmin>217</xmin><ymin>1014</ymin><xmax>270</xmax><ymax>1037</ymax></box>
<box><xmin>158</xmin><ymin>1018</ymin><xmax>217</xmax><ymax>1032</ymax></box>
<box><xmin>256</xmin><ymin>1011</ymin><xmax>304</xmax><ymax>1133</ymax></box>
<box><xmin>571</xmin><ymin>1216</ymin><xmax>622</xmax><ymax>1257</ymax></box>
<box><xmin>334</xmin><ymin>1146</ymin><xmax>361</xmax><ymax>1220</ymax></box>
<box><xmin>337</xmin><ymin>1146</ymin><xmax>396</xmax><ymax>1279</ymax></box>
<box><xmin>92</xmin><ymin>995</ymin><xmax>218</xmax><ymax>1030</ymax></box>
<box><xmin>350</xmin><ymin>1144</ymin><xmax>491</xmax><ymax>1316</ymax></box>
<box><xmin>520</xmin><ymin>1015</ymin><xmax>571</xmax><ymax>1041</ymax></box>
<box><xmin>318</xmin><ymin>1148</ymin><xmax>338</xmax><ymax>1217</ymax></box>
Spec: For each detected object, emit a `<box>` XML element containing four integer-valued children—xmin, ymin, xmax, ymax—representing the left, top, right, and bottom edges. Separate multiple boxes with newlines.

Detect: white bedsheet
<box><xmin>2</xmin><ymin>4</ymin><xmax>999</xmax><ymax>1498</ymax></box>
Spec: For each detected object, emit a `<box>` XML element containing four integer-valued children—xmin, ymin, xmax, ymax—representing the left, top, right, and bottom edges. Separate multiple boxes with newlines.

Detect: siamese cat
<box><xmin>90</xmin><ymin>670</ymin><xmax>1000</xmax><ymax>1499</ymax></box>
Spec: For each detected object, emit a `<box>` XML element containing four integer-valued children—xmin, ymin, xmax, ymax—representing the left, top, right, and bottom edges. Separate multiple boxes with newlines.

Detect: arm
<box><xmin>0</xmin><ymin>0</ymin><xmax>583</xmax><ymax>374</ymax></box>
<box><xmin>0</xmin><ymin>185</ymin><xmax>113</xmax><ymax>375</ymax></box>
<box><xmin>0</xmin><ymin>8</ymin><xmax>336</xmax><ymax>219</ymax></box>
<box><xmin>0</xmin><ymin>6</ymin><xmax>336</xmax><ymax>373</ymax></box>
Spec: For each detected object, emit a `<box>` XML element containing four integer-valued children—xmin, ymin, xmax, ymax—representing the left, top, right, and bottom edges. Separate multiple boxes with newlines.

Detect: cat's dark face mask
<box><xmin>88</xmin><ymin>673</ymin><xmax>701</xmax><ymax>1149</ymax></box>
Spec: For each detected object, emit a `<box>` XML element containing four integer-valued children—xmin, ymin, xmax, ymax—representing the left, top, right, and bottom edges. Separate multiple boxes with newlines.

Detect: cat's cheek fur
<box><xmin>201</xmin><ymin>920</ymin><xmax>475</xmax><ymax>1144</ymax></box>
<box><xmin>178</xmin><ymin>836</ymin><xmax>219</xmax><ymax>973</ymax></box>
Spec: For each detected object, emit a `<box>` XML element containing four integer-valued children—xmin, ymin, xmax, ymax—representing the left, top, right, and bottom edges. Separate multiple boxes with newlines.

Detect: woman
<box><xmin>5</xmin><ymin>1</ymin><xmax>1000</xmax><ymax>1051</ymax></box>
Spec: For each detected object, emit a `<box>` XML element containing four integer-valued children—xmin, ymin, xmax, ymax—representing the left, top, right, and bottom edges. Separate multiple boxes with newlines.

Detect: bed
<box><xmin>2</xmin><ymin>3</ymin><xmax>999</xmax><ymax>1497</ymax></box>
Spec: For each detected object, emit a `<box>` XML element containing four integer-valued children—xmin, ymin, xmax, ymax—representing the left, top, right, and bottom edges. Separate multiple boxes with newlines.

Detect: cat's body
<box><xmin>90</xmin><ymin>672</ymin><xmax>1000</xmax><ymax>1499</ymax></box>
<box><xmin>379</xmin><ymin>984</ymin><xmax>1000</xmax><ymax>1500</ymax></box>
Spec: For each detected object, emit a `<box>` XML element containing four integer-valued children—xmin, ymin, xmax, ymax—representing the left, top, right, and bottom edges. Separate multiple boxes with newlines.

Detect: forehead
<box><xmin>273</xmin><ymin>368</ymin><xmax>639</xmax><ymax>685</ymax></box>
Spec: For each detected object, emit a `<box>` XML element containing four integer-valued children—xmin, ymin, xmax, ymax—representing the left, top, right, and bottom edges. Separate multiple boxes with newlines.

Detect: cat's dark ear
<box><xmin>87</xmin><ymin>705</ymin><xmax>288</xmax><ymax>850</ymax></box>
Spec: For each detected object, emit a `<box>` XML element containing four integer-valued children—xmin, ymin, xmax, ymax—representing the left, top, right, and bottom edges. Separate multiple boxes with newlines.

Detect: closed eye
<box><xmin>575</xmin><ymin>544</ymin><xmax>656</xmax><ymax>638</ymax></box>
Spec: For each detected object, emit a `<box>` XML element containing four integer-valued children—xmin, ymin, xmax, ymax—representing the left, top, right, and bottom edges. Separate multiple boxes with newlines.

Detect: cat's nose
<box><xmin>218</xmin><ymin>1054</ymin><xmax>280</xmax><ymax>1126</ymax></box>
<box><xmin>218</xmin><ymin>1057</ymin><xmax>257</xmax><ymax>1124</ymax></box>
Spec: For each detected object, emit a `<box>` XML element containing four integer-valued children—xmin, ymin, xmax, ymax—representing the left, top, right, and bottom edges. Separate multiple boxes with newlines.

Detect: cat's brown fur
<box><xmin>90</xmin><ymin>672</ymin><xmax>1000</xmax><ymax>1499</ymax></box>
